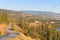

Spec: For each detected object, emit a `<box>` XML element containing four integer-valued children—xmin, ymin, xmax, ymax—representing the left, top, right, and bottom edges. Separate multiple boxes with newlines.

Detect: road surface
<box><xmin>0</xmin><ymin>25</ymin><xmax>19</xmax><ymax>40</ymax></box>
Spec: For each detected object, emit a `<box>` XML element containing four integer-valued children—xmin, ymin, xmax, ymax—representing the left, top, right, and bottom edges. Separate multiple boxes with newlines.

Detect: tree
<box><xmin>0</xmin><ymin>12</ymin><xmax>9</xmax><ymax>24</ymax></box>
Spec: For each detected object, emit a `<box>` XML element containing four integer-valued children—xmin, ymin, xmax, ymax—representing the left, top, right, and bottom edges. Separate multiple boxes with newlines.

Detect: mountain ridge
<box><xmin>21</xmin><ymin>10</ymin><xmax>60</xmax><ymax>20</ymax></box>
<box><xmin>0</xmin><ymin>9</ymin><xmax>60</xmax><ymax>20</ymax></box>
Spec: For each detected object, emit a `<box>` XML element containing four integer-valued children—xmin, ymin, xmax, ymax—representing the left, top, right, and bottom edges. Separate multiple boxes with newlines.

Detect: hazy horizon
<box><xmin>0</xmin><ymin>0</ymin><xmax>60</xmax><ymax>13</ymax></box>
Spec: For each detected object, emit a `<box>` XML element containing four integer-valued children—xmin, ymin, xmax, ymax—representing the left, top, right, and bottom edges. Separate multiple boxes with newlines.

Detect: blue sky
<box><xmin>0</xmin><ymin>0</ymin><xmax>60</xmax><ymax>13</ymax></box>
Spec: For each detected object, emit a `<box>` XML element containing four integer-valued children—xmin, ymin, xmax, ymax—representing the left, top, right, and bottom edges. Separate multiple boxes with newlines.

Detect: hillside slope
<box><xmin>21</xmin><ymin>11</ymin><xmax>60</xmax><ymax>20</ymax></box>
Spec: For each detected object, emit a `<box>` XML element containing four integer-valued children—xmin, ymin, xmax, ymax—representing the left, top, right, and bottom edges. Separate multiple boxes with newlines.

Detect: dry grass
<box><xmin>0</xmin><ymin>24</ymin><xmax>8</xmax><ymax>36</ymax></box>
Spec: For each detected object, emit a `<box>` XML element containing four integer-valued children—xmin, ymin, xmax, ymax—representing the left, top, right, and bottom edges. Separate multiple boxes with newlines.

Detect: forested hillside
<box><xmin>0</xmin><ymin>9</ymin><xmax>60</xmax><ymax>40</ymax></box>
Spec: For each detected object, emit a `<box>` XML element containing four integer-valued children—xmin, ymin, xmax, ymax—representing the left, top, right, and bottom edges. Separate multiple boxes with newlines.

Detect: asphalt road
<box><xmin>0</xmin><ymin>26</ymin><xmax>19</xmax><ymax>40</ymax></box>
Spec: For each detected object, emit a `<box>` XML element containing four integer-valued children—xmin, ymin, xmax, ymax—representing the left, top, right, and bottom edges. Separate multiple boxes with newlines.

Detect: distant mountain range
<box><xmin>0</xmin><ymin>9</ymin><xmax>60</xmax><ymax>20</ymax></box>
<box><xmin>21</xmin><ymin>10</ymin><xmax>60</xmax><ymax>20</ymax></box>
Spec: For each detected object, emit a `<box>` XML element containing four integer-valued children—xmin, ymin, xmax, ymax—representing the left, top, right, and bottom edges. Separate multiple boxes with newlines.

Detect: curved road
<box><xmin>0</xmin><ymin>26</ymin><xmax>19</xmax><ymax>40</ymax></box>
